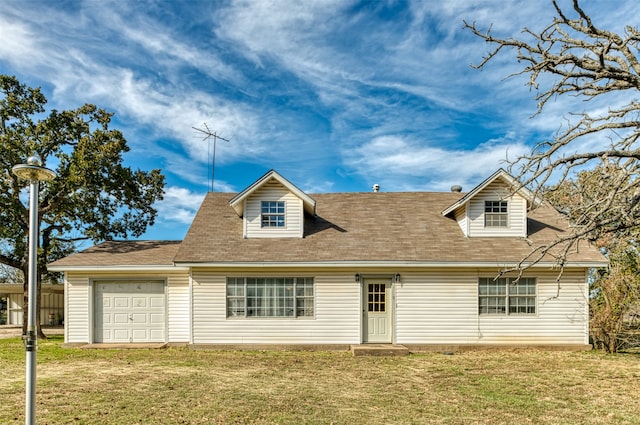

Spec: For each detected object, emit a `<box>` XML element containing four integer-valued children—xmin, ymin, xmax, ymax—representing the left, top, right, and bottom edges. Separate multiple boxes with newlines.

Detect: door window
<box><xmin>368</xmin><ymin>283</ymin><xmax>386</xmax><ymax>312</ymax></box>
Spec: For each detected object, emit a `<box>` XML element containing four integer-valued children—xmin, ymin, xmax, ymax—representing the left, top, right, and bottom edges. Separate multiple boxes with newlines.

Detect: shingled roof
<box><xmin>172</xmin><ymin>191</ymin><xmax>606</xmax><ymax>266</ymax></box>
<box><xmin>48</xmin><ymin>240</ymin><xmax>182</xmax><ymax>269</ymax></box>
<box><xmin>49</xmin><ymin>189</ymin><xmax>606</xmax><ymax>270</ymax></box>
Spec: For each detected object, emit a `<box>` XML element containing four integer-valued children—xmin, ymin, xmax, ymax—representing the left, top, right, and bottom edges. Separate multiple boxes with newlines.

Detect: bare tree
<box><xmin>464</xmin><ymin>0</ymin><xmax>640</xmax><ymax>267</ymax></box>
<box><xmin>545</xmin><ymin>166</ymin><xmax>640</xmax><ymax>352</ymax></box>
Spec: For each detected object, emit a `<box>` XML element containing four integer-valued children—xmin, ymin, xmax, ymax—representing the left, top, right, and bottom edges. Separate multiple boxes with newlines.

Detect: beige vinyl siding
<box><xmin>3</xmin><ymin>292</ymin><xmax>63</xmax><ymax>326</ymax></box>
<box><xmin>64</xmin><ymin>271</ymin><xmax>189</xmax><ymax>344</ymax></box>
<box><xmin>395</xmin><ymin>271</ymin><xmax>478</xmax><ymax>344</ymax></box>
<box><xmin>65</xmin><ymin>273</ymin><xmax>91</xmax><ymax>343</ymax></box>
<box><xmin>395</xmin><ymin>268</ymin><xmax>588</xmax><ymax>345</ymax></box>
<box><xmin>166</xmin><ymin>273</ymin><xmax>190</xmax><ymax>342</ymax></box>
<box><xmin>243</xmin><ymin>180</ymin><xmax>304</xmax><ymax>238</ymax></box>
<box><xmin>65</xmin><ymin>266</ymin><xmax>589</xmax><ymax>346</ymax></box>
<box><xmin>477</xmin><ymin>269</ymin><xmax>588</xmax><ymax>344</ymax></box>
<box><xmin>191</xmin><ymin>270</ymin><xmax>360</xmax><ymax>344</ymax></box>
<box><xmin>454</xmin><ymin>206</ymin><xmax>469</xmax><ymax>236</ymax></box>
<box><xmin>467</xmin><ymin>180</ymin><xmax>527</xmax><ymax>237</ymax></box>
<box><xmin>41</xmin><ymin>292</ymin><xmax>64</xmax><ymax>325</ymax></box>
<box><xmin>6</xmin><ymin>293</ymin><xmax>23</xmax><ymax>325</ymax></box>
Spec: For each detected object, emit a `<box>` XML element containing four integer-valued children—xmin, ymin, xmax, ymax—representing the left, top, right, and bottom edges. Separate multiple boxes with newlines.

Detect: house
<box><xmin>48</xmin><ymin>169</ymin><xmax>607</xmax><ymax>350</ymax></box>
<box><xmin>0</xmin><ymin>283</ymin><xmax>64</xmax><ymax>326</ymax></box>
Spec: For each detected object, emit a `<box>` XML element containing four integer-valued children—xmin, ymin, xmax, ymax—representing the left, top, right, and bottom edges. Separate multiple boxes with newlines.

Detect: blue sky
<box><xmin>0</xmin><ymin>0</ymin><xmax>635</xmax><ymax>241</ymax></box>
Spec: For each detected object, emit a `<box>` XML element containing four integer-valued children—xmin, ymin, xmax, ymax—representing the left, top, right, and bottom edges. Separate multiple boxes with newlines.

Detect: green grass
<box><xmin>1</xmin><ymin>337</ymin><xmax>639</xmax><ymax>424</ymax></box>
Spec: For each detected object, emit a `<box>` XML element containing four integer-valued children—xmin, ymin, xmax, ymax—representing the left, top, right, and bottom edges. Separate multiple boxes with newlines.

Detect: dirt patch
<box><xmin>0</xmin><ymin>325</ymin><xmax>63</xmax><ymax>338</ymax></box>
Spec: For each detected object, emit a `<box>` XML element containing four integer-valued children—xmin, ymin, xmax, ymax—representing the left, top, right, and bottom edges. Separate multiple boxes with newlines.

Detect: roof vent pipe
<box><xmin>450</xmin><ymin>185</ymin><xmax>462</xmax><ymax>193</ymax></box>
<box><xmin>372</xmin><ymin>184</ymin><xmax>380</xmax><ymax>192</ymax></box>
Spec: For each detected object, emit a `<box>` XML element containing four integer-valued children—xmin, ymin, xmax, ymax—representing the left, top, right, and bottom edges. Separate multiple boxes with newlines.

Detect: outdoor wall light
<box><xmin>394</xmin><ymin>273</ymin><xmax>401</xmax><ymax>284</ymax></box>
<box><xmin>354</xmin><ymin>273</ymin><xmax>360</xmax><ymax>283</ymax></box>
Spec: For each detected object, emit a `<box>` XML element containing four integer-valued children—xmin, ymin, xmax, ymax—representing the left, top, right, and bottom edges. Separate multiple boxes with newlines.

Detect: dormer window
<box><xmin>229</xmin><ymin>170</ymin><xmax>316</xmax><ymax>239</ymax></box>
<box><xmin>485</xmin><ymin>200</ymin><xmax>508</xmax><ymax>227</ymax></box>
<box><xmin>261</xmin><ymin>201</ymin><xmax>285</xmax><ymax>227</ymax></box>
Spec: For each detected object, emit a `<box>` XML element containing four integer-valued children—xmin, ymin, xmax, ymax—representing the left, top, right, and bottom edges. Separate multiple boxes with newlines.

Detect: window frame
<box><xmin>226</xmin><ymin>277</ymin><xmax>314</xmax><ymax>318</ymax></box>
<box><xmin>478</xmin><ymin>277</ymin><xmax>537</xmax><ymax>315</ymax></box>
<box><xmin>261</xmin><ymin>201</ymin><xmax>286</xmax><ymax>228</ymax></box>
<box><xmin>484</xmin><ymin>200</ymin><xmax>509</xmax><ymax>228</ymax></box>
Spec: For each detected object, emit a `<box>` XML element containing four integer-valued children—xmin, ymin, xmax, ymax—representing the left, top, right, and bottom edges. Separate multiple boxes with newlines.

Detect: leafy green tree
<box><xmin>465</xmin><ymin>0</ymin><xmax>640</xmax><ymax>265</ymax></box>
<box><xmin>0</xmin><ymin>75</ymin><xmax>165</xmax><ymax>337</ymax></box>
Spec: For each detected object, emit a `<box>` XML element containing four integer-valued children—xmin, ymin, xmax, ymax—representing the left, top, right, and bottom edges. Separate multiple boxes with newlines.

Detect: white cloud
<box><xmin>0</xmin><ymin>2</ymin><xmax>262</xmax><ymax>170</ymax></box>
<box><xmin>2</xmin><ymin>0</ymin><xmax>637</xmax><ymax>204</ymax></box>
<box><xmin>345</xmin><ymin>133</ymin><xmax>530</xmax><ymax>191</ymax></box>
<box><xmin>83</xmin><ymin>1</ymin><xmax>243</xmax><ymax>86</ymax></box>
<box><xmin>156</xmin><ymin>186</ymin><xmax>206</xmax><ymax>225</ymax></box>
<box><xmin>52</xmin><ymin>69</ymin><xmax>250</xmax><ymax>169</ymax></box>
<box><xmin>0</xmin><ymin>16</ymin><xmax>36</xmax><ymax>63</ymax></box>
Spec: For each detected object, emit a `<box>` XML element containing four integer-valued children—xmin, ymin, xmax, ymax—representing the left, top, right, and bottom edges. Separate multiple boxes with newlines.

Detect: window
<box><xmin>261</xmin><ymin>201</ymin><xmax>285</xmax><ymax>227</ymax></box>
<box><xmin>478</xmin><ymin>278</ymin><xmax>506</xmax><ymax>314</ymax></box>
<box><xmin>478</xmin><ymin>277</ymin><xmax>536</xmax><ymax>315</ymax></box>
<box><xmin>226</xmin><ymin>277</ymin><xmax>314</xmax><ymax>318</ymax></box>
<box><xmin>484</xmin><ymin>200</ymin><xmax>508</xmax><ymax>227</ymax></box>
<box><xmin>507</xmin><ymin>278</ymin><xmax>537</xmax><ymax>314</ymax></box>
<box><xmin>368</xmin><ymin>283</ymin><xmax>386</xmax><ymax>312</ymax></box>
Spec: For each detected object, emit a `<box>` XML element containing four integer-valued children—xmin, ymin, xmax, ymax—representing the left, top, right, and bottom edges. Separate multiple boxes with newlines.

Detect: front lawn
<box><xmin>0</xmin><ymin>337</ymin><xmax>638</xmax><ymax>424</ymax></box>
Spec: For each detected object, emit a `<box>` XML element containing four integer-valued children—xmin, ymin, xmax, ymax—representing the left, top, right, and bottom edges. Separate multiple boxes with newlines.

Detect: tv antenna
<box><xmin>193</xmin><ymin>123</ymin><xmax>230</xmax><ymax>192</ymax></box>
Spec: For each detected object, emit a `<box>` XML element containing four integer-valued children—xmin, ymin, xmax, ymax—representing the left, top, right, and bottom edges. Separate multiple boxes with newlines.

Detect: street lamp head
<box><xmin>26</xmin><ymin>155</ymin><xmax>43</xmax><ymax>167</ymax></box>
<box><xmin>12</xmin><ymin>158</ymin><xmax>56</xmax><ymax>182</ymax></box>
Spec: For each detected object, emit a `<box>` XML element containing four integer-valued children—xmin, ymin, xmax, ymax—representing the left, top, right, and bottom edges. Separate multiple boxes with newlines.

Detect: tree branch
<box><xmin>0</xmin><ymin>252</ymin><xmax>23</xmax><ymax>270</ymax></box>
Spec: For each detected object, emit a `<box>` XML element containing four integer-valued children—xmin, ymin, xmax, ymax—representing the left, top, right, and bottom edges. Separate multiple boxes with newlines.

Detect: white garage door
<box><xmin>94</xmin><ymin>280</ymin><xmax>165</xmax><ymax>343</ymax></box>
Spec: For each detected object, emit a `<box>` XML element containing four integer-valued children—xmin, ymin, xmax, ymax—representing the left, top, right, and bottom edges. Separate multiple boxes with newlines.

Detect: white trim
<box><xmin>188</xmin><ymin>270</ymin><xmax>194</xmax><ymax>345</ymax></box>
<box><xmin>47</xmin><ymin>265</ymin><xmax>190</xmax><ymax>272</ymax></box>
<box><xmin>175</xmin><ymin>261</ymin><xmax>608</xmax><ymax>268</ymax></box>
<box><xmin>88</xmin><ymin>279</ymin><xmax>94</xmax><ymax>343</ymax></box>
<box><xmin>50</xmin><ymin>261</ymin><xmax>607</xmax><ymax>272</ymax></box>
<box><xmin>582</xmin><ymin>268</ymin><xmax>589</xmax><ymax>345</ymax></box>
<box><xmin>63</xmin><ymin>274</ymin><xmax>69</xmax><ymax>342</ymax></box>
<box><xmin>243</xmin><ymin>201</ymin><xmax>248</xmax><ymax>238</ymax></box>
<box><xmin>229</xmin><ymin>170</ymin><xmax>316</xmax><ymax>217</ymax></box>
<box><xmin>361</xmin><ymin>276</ymin><xmax>394</xmax><ymax>344</ymax></box>
<box><xmin>164</xmin><ymin>279</ymin><xmax>169</xmax><ymax>342</ymax></box>
<box><xmin>465</xmin><ymin>204</ymin><xmax>470</xmax><ymax>236</ymax></box>
<box><xmin>442</xmin><ymin>168</ymin><xmax>541</xmax><ymax>217</ymax></box>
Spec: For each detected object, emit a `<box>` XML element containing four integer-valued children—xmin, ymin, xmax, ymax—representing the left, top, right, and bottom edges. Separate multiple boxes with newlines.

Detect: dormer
<box><xmin>441</xmin><ymin>169</ymin><xmax>540</xmax><ymax>238</ymax></box>
<box><xmin>229</xmin><ymin>170</ymin><xmax>316</xmax><ymax>238</ymax></box>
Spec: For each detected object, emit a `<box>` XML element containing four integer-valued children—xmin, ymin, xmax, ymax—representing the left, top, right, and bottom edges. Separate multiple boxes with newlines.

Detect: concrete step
<box><xmin>78</xmin><ymin>343</ymin><xmax>168</xmax><ymax>349</ymax></box>
<box><xmin>351</xmin><ymin>344</ymin><xmax>410</xmax><ymax>356</ymax></box>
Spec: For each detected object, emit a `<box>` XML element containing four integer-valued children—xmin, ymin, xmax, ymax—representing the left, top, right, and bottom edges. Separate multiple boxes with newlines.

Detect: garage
<box><xmin>94</xmin><ymin>280</ymin><xmax>165</xmax><ymax>343</ymax></box>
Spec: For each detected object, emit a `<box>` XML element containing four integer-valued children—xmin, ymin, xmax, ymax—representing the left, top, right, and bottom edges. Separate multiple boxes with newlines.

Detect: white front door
<box><xmin>363</xmin><ymin>279</ymin><xmax>392</xmax><ymax>343</ymax></box>
<box><xmin>94</xmin><ymin>280</ymin><xmax>165</xmax><ymax>343</ymax></box>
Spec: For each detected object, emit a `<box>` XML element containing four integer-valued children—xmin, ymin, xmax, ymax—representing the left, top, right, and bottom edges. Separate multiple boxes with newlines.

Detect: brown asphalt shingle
<box><xmin>49</xmin><ymin>240</ymin><xmax>181</xmax><ymax>268</ymax></box>
<box><xmin>172</xmin><ymin>192</ymin><xmax>605</xmax><ymax>265</ymax></box>
<box><xmin>49</xmin><ymin>192</ymin><xmax>606</xmax><ymax>268</ymax></box>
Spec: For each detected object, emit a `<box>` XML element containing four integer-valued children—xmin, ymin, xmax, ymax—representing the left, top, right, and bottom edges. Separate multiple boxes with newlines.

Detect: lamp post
<box><xmin>12</xmin><ymin>155</ymin><xmax>56</xmax><ymax>425</ymax></box>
